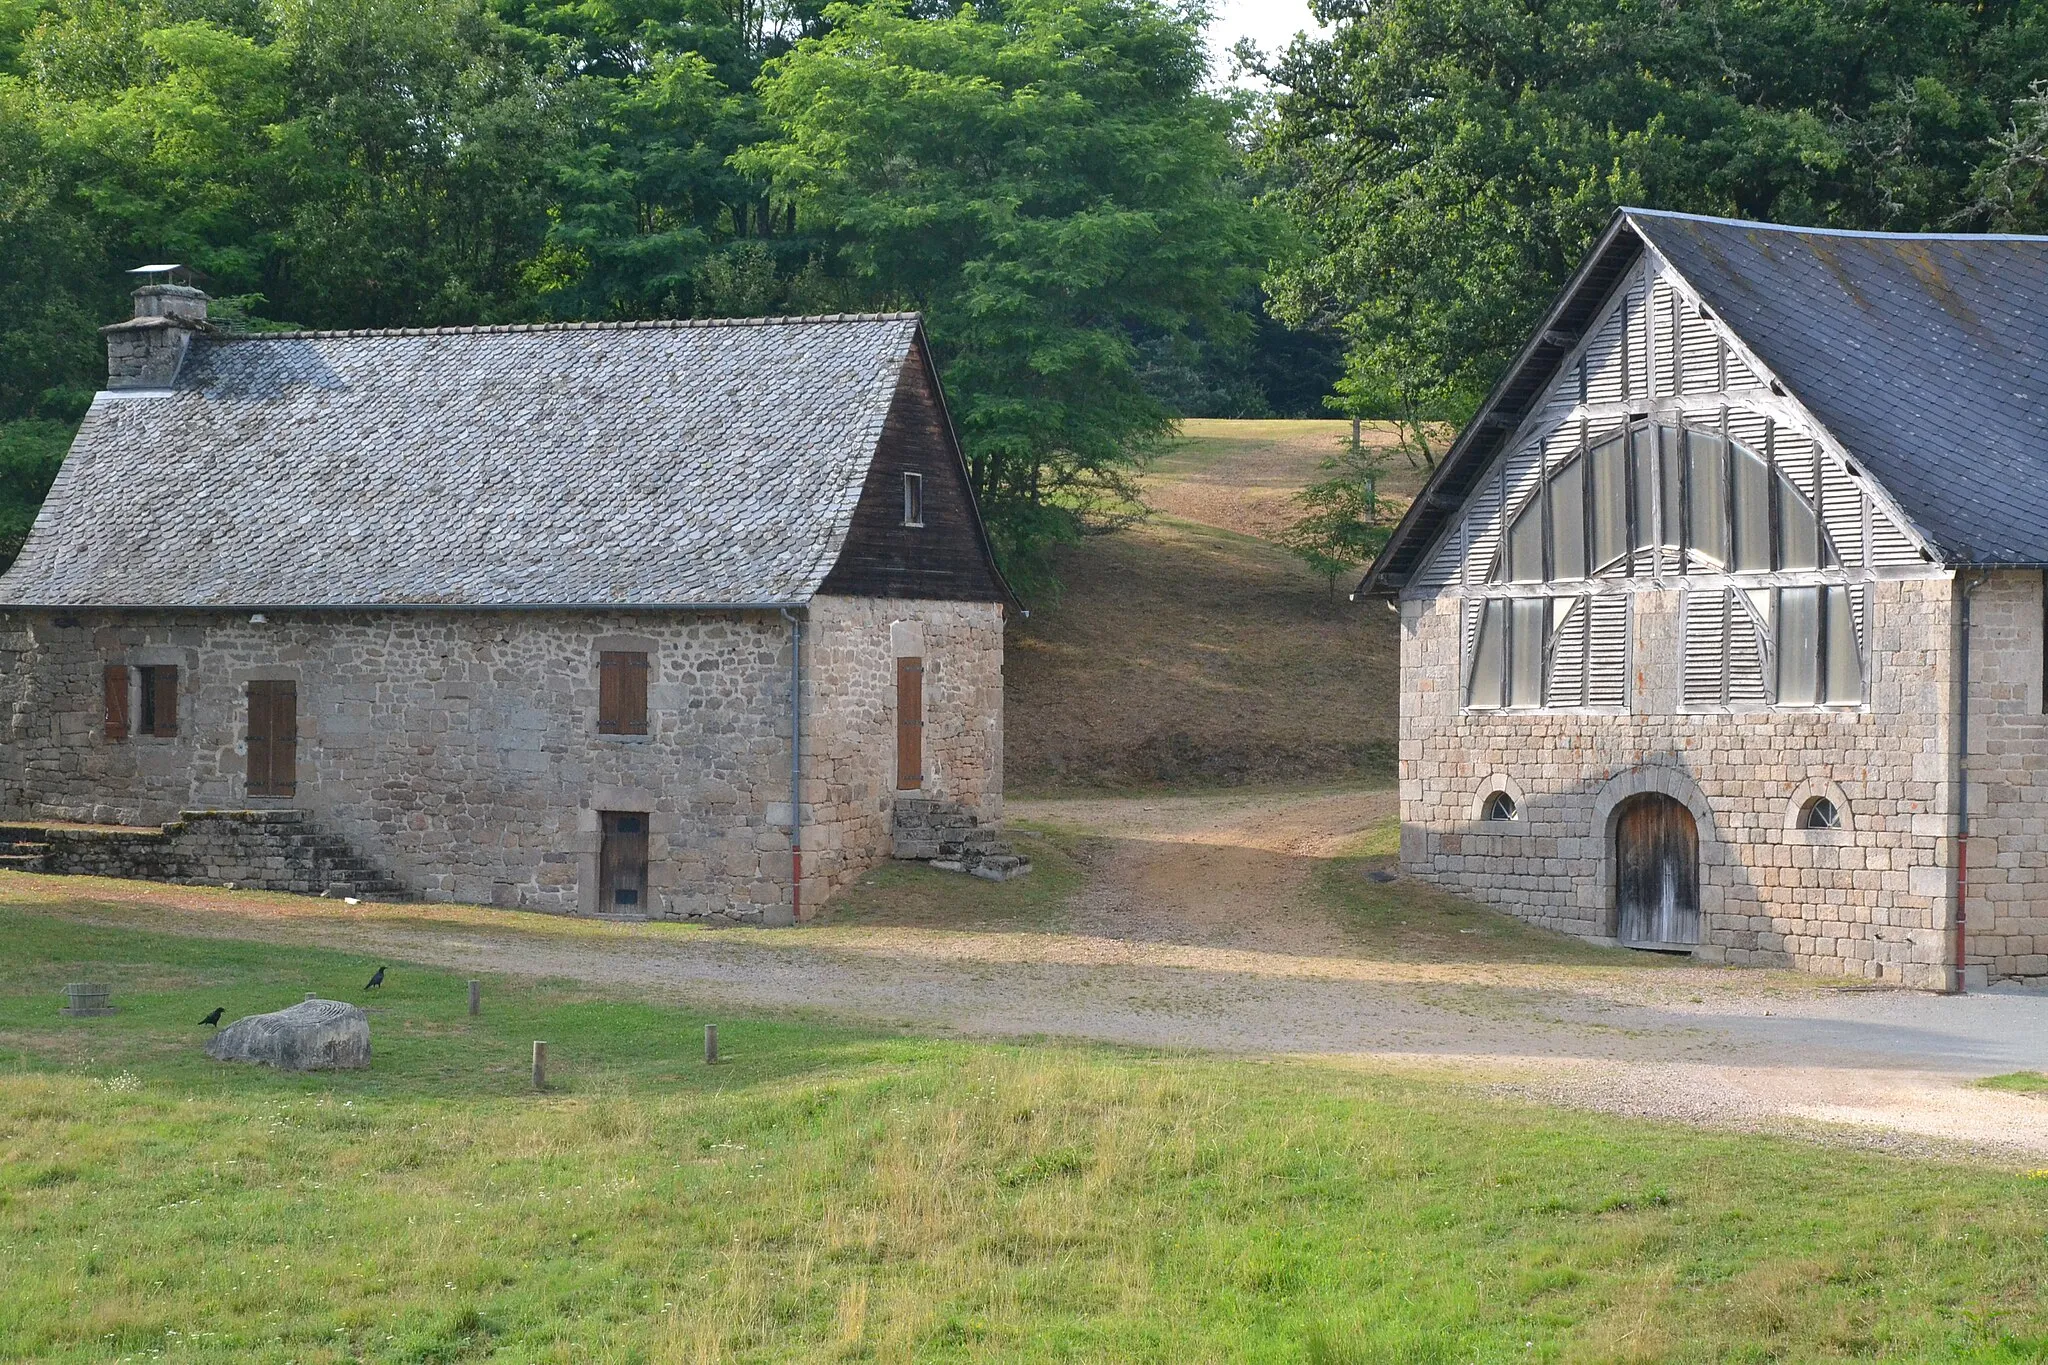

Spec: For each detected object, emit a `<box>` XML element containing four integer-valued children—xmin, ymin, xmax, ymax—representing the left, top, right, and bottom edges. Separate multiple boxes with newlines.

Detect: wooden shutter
<box><xmin>896</xmin><ymin>656</ymin><xmax>924</xmax><ymax>790</ymax></box>
<box><xmin>598</xmin><ymin>652</ymin><xmax>648</xmax><ymax>735</ymax></box>
<box><xmin>103</xmin><ymin>665</ymin><xmax>129</xmax><ymax>741</ymax></box>
<box><xmin>1587</xmin><ymin>596</ymin><xmax>1629</xmax><ymax>708</ymax></box>
<box><xmin>151</xmin><ymin>665</ymin><xmax>178</xmax><ymax>737</ymax></box>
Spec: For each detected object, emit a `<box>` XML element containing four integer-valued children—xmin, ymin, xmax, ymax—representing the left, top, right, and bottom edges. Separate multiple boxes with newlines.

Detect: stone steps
<box><xmin>0</xmin><ymin>810</ymin><xmax>409</xmax><ymax>900</ymax></box>
<box><xmin>892</xmin><ymin>796</ymin><xmax>1032</xmax><ymax>882</ymax></box>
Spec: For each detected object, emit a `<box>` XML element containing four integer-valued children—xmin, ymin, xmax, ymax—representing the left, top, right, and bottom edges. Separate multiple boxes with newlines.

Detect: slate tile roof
<box><xmin>0</xmin><ymin>314</ymin><xmax>923</xmax><ymax>607</ymax></box>
<box><xmin>1361</xmin><ymin>210</ymin><xmax>2048</xmax><ymax>593</ymax></box>
<box><xmin>1629</xmin><ymin>210</ymin><xmax>2048</xmax><ymax>565</ymax></box>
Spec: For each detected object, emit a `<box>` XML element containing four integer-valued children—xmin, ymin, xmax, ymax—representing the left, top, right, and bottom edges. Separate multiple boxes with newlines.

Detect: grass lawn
<box><xmin>4</xmin><ymin>904</ymin><xmax>2048</xmax><ymax>1362</ymax></box>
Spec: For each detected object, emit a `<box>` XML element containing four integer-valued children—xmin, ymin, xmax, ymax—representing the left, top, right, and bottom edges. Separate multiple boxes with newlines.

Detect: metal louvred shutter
<box><xmin>1726</xmin><ymin>592</ymin><xmax>1771</xmax><ymax>705</ymax></box>
<box><xmin>1681</xmin><ymin>591</ymin><xmax>1727</xmax><ymax>707</ymax></box>
<box><xmin>1546</xmin><ymin>597</ymin><xmax>1590</xmax><ymax>707</ymax></box>
<box><xmin>1588</xmin><ymin>596</ymin><xmax>1629</xmax><ymax>708</ymax></box>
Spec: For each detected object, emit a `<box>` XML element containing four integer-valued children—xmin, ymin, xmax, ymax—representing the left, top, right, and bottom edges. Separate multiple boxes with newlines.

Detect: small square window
<box><xmin>902</xmin><ymin>472</ymin><xmax>924</xmax><ymax>527</ymax></box>
<box><xmin>136</xmin><ymin>665</ymin><xmax>178</xmax><ymax>737</ymax></box>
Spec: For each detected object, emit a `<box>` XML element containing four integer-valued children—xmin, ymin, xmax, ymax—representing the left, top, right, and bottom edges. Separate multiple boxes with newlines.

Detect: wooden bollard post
<box><xmin>532</xmin><ymin>1041</ymin><xmax>547</xmax><ymax>1091</ymax></box>
<box><xmin>705</xmin><ymin>1024</ymin><xmax>718</xmax><ymax>1065</ymax></box>
<box><xmin>468</xmin><ymin>980</ymin><xmax>480</xmax><ymax>1016</ymax></box>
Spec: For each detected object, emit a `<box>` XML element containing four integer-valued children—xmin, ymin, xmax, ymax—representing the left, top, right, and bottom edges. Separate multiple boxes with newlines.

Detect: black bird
<box><xmin>364</xmin><ymin>967</ymin><xmax>386</xmax><ymax>990</ymax></box>
<box><xmin>199</xmin><ymin>1006</ymin><xmax>224</xmax><ymax>1027</ymax></box>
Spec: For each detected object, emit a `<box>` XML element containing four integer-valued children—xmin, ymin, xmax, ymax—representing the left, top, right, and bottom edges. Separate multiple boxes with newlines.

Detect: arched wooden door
<box><xmin>1614</xmin><ymin>794</ymin><xmax>1700</xmax><ymax>949</ymax></box>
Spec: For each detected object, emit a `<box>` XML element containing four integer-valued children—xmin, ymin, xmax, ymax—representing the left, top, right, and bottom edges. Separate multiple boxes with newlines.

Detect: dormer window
<box><xmin>902</xmin><ymin>472</ymin><xmax>924</xmax><ymax>527</ymax></box>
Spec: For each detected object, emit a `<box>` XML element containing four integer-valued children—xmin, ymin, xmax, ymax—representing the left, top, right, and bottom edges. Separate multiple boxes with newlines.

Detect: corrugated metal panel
<box><xmin>1589</xmin><ymin>595</ymin><xmax>1629</xmax><ymax>706</ymax></box>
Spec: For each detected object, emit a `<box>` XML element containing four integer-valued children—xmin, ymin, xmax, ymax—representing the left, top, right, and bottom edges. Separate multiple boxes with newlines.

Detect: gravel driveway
<box><xmin>24</xmin><ymin>786</ymin><xmax>2048</xmax><ymax>1160</ymax></box>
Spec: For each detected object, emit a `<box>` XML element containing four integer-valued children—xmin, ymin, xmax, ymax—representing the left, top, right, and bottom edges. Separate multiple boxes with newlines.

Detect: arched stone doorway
<box><xmin>1614</xmin><ymin>793</ymin><xmax>1700</xmax><ymax>950</ymax></box>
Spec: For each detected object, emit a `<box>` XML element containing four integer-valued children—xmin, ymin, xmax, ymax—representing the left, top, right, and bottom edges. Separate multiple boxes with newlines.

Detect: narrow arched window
<box><xmin>1481</xmin><ymin>791</ymin><xmax>1519</xmax><ymax>822</ymax></box>
<box><xmin>1799</xmin><ymin>796</ymin><xmax>1842</xmax><ymax>830</ymax></box>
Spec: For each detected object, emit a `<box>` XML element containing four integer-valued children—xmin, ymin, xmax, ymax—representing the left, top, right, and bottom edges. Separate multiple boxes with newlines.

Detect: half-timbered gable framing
<box><xmin>1364</xmin><ymin>210</ymin><xmax>2048</xmax><ymax>989</ymax></box>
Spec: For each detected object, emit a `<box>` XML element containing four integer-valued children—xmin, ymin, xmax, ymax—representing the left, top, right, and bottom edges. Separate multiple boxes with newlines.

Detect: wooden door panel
<box><xmin>1615</xmin><ymin>794</ymin><xmax>1700</xmax><ymax>948</ymax></box>
<box><xmin>599</xmin><ymin>812</ymin><xmax>648</xmax><ymax>912</ymax></box>
<box><xmin>247</xmin><ymin>681</ymin><xmax>298</xmax><ymax>797</ymax></box>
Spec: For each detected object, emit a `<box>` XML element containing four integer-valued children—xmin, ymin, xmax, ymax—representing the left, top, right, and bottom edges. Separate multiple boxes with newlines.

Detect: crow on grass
<box><xmin>364</xmin><ymin>966</ymin><xmax>386</xmax><ymax>990</ymax></box>
<box><xmin>200</xmin><ymin>1007</ymin><xmax>224</xmax><ymax>1027</ymax></box>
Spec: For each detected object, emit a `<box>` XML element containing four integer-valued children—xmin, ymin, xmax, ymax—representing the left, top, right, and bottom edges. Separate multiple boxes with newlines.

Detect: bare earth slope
<box><xmin>1004</xmin><ymin>420</ymin><xmax>1420</xmax><ymax>791</ymax></box>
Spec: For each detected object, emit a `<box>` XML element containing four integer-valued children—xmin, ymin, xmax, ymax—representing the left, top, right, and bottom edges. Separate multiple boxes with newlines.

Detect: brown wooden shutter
<box><xmin>896</xmin><ymin>656</ymin><xmax>924</xmax><ymax>790</ymax></box>
<box><xmin>103</xmin><ymin>666</ymin><xmax>129</xmax><ymax>741</ymax></box>
<box><xmin>598</xmin><ymin>652</ymin><xmax>648</xmax><ymax>735</ymax></box>
<box><xmin>151</xmin><ymin>665</ymin><xmax>178</xmax><ymax>737</ymax></box>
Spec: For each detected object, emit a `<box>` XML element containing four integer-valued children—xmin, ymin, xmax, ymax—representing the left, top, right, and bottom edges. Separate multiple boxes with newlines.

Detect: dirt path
<box><xmin>20</xmin><ymin>786</ymin><xmax>2048</xmax><ymax>1160</ymax></box>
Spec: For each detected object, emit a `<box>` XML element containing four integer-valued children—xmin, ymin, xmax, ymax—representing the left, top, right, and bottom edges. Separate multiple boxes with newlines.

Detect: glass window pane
<box><xmin>1468</xmin><ymin>600</ymin><xmax>1505</xmax><ymax>709</ymax></box>
<box><xmin>1779</xmin><ymin>479</ymin><xmax>1821</xmax><ymax>571</ymax></box>
<box><xmin>1824</xmin><ymin>586</ymin><xmax>1861</xmax><ymax>702</ymax></box>
<box><xmin>1591</xmin><ymin>436</ymin><xmax>1629</xmax><ymax>572</ymax></box>
<box><xmin>1777</xmin><ymin>587</ymin><xmax>1820</xmax><ymax>706</ymax></box>
<box><xmin>1509</xmin><ymin>598</ymin><xmax>1546</xmax><ymax>707</ymax></box>
<box><xmin>1688</xmin><ymin>431</ymin><xmax>1728</xmax><ymax>568</ymax></box>
<box><xmin>1630</xmin><ymin>426</ymin><xmax>1659</xmax><ymax>557</ymax></box>
<box><xmin>1550</xmin><ymin>457</ymin><xmax>1586</xmax><ymax>580</ymax></box>
<box><xmin>1508</xmin><ymin>498</ymin><xmax>1545</xmax><ymax>583</ymax></box>
<box><xmin>1732</xmin><ymin>445</ymin><xmax>1772</xmax><ymax>572</ymax></box>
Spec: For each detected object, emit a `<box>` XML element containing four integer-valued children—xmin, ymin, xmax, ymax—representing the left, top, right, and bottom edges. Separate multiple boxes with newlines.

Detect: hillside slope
<box><xmin>1004</xmin><ymin>420</ymin><xmax>1418</xmax><ymax>792</ymax></box>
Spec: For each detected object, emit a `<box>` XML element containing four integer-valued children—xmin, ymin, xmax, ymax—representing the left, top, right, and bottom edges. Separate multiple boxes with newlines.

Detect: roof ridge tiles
<box><xmin>217</xmin><ymin>312</ymin><xmax>922</xmax><ymax>342</ymax></box>
<box><xmin>1622</xmin><ymin>206</ymin><xmax>2048</xmax><ymax>244</ymax></box>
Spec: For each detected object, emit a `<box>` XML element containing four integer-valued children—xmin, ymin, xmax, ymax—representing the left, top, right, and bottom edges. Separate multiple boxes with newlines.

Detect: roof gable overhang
<box><xmin>1354</xmin><ymin>214</ymin><xmax>1643</xmax><ymax>597</ymax></box>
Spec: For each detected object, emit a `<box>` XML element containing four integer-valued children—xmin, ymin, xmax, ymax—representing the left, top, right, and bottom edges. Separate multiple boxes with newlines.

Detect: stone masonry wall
<box><xmin>1952</xmin><ymin>570</ymin><xmax>2048</xmax><ymax>983</ymax></box>
<box><xmin>799</xmin><ymin>595</ymin><xmax>1005</xmax><ymax>908</ymax></box>
<box><xmin>1401</xmin><ymin>577</ymin><xmax>1961</xmax><ymax>988</ymax></box>
<box><xmin>0</xmin><ymin>603</ymin><xmax>1003</xmax><ymax>923</ymax></box>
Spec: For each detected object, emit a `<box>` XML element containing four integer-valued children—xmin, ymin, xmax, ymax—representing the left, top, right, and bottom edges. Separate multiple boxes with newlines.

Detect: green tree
<box><xmin>1253</xmin><ymin>0</ymin><xmax>2048</xmax><ymax>447</ymax></box>
<box><xmin>743</xmin><ymin>0</ymin><xmax>1277</xmax><ymax>593</ymax></box>
<box><xmin>1281</xmin><ymin>433</ymin><xmax>1393</xmax><ymax>596</ymax></box>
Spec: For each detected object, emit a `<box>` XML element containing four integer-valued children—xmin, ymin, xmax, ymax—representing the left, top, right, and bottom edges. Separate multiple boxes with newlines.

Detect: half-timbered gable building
<box><xmin>1361</xmin><ymin>210</ymin><xmax>2048</xmax><ymax>989</ymax></box>
<box><xmin>0</xmin><ymin>281</ymin><xmax>1013</xmax><ymax>921</ymax></box>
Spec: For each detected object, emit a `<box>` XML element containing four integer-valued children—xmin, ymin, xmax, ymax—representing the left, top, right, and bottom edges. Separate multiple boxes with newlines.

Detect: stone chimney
<box><xmin>101</xmin><ymin>267</ymin><xmax>209</xmax><ymax>390</ymax></box>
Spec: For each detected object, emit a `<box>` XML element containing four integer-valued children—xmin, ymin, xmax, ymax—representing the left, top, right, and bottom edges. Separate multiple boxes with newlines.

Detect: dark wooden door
<box><xmin>1615</xmin><ymin>794</ymin><xmax>1699</xmax><ymax>948</ymax></box>
<box><xmin>896</xmin><ymin>656</ymin><xmax>924</xmax><ymax>790</ymax></box>
<box><xmin>246</xmin><ymin>680</ymin><xmax>297</xmax><ymax>797</ymax></box>
<box><xmin>599</xmin><ymin>812</ymin><xmax>648</xmax><ymax>912</ymax></box>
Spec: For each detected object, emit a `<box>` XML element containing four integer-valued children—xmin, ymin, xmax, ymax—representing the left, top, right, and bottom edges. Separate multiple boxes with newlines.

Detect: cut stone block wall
<box><xmin>0</xmin><ymin>599</ymin><xmax>1004</xmax><ymax>922</ymax></box>
<box><xmin>1400</xmin><ymin>576</ymin><xmax>1964</xmax><ymax>989</ymax></box>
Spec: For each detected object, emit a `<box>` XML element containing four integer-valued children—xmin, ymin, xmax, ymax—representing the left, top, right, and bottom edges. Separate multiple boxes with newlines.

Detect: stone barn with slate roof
<box><xmin>1359</xmin><ymin>209</ymin><xmax>2048</xmax><ymax>990</ymax></box>
<box><xmin>0</xmin><ymin>280</ymin><xmax>1015</xmax><ymax>922</ymax></box>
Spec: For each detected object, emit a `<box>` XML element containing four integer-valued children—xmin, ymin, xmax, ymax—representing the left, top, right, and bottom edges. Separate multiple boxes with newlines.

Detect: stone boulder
<box><xmin>206</xmin><ymin>999</ymin><xmax>371</xmax><ymax>1071</ymax></box>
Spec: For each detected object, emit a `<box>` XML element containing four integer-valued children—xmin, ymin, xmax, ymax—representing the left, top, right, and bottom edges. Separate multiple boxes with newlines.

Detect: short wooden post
<box><xmin>532</xmin><ymin>1040</ymin><xmax>547</xmax><ymax>1091</ymax></box>
<box><xmin>468</xmin><ymin>980</ymin><xmax>480</xmax><ymax>1016</ymax></box>
<box><xmin>705</xmin><ymin>1024</ymin><xmax>718</xmax><ymax>1065</ymax></box>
